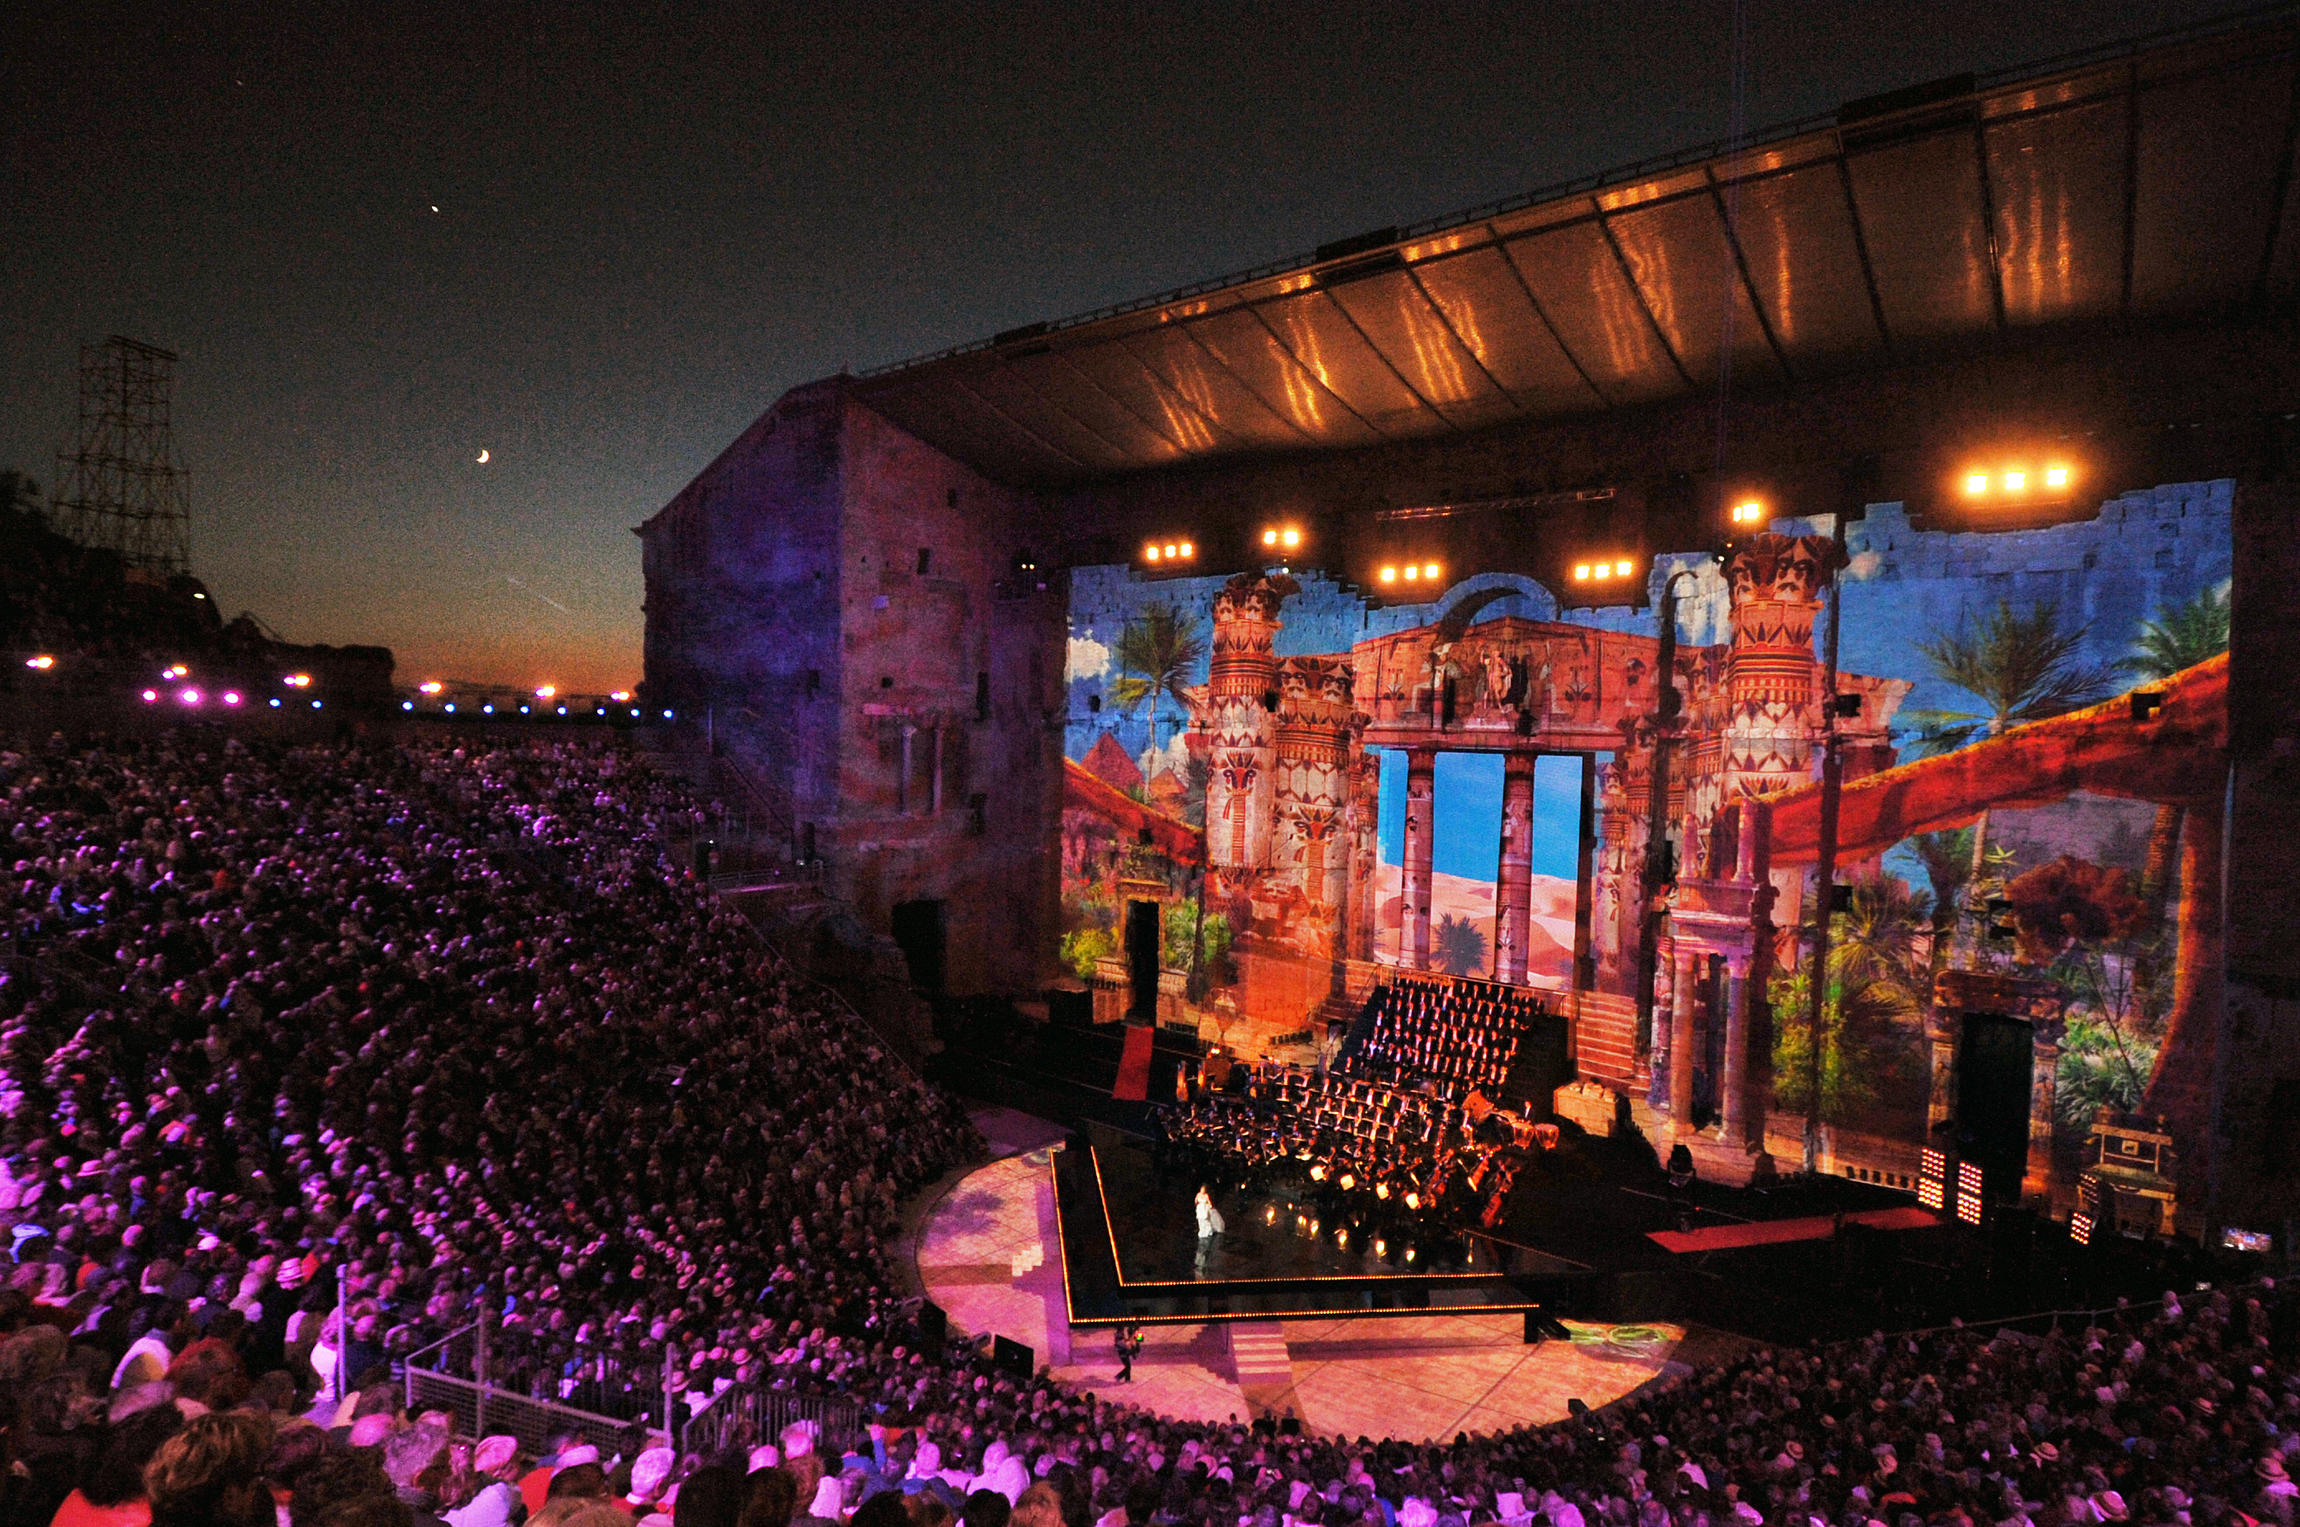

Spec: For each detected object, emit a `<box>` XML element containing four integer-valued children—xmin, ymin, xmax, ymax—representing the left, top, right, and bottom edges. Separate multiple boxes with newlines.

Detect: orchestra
<box><xmin>1161</xmin><ymin>975</ymin><xmax>1555</xmax><ymax>1234</ymax></box>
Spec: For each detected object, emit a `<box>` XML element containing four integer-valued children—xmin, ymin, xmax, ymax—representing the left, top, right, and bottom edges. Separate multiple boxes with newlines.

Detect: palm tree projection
<box><xmin>1910</xmin><ymin>827</ymin><xmax>1973</xmax><ymax>978</ymax></box>
<box><xmin>1771</xmin><ymin>877</ymin><xmax>1931</xmax><ymax>1121</ymax></box>
<box><xmin>1905</xmin><ymin>599</ymin><xmax>2110</xmax><ymax>890</ymax></box>
<box><xmin>1432</xmin><ymin>914</ymin><xmax>1488</xmax><ymax>977</ymax></box>
<box><xmin>1111</xmin><ymin>603</ymin><xmax>1207</xmax><ymax>754</ymax></box>
<box><xmin>1829</xmin><ymin>874</ymin><xmax>1933</xmax><ymax>1000</ymax></box>
<box><xmin>2115</xmin><ymin>583</ymin><xmax>2229</xmax><ymax>909</ymax></box>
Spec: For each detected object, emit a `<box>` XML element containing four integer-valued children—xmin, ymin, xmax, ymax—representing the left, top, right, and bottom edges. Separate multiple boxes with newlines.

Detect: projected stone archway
<box><xmin>1181</xmin><ymin>561</ymin><xmax>1909</xmax><ymax>1006</ymax></box>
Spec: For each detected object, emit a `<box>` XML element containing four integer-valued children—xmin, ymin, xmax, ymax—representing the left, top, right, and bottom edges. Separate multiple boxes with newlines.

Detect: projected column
<box><xmin>1403</xmin><ymin>748</ymin><xmax>1435</xmax><ymax>970</ymax></box>
<box><xmin>1496</xmin><ymin>753</ymin><xmax>1536</xmax><ymax>985</ymax></box>
<box><xmin>1274</xmin><ymin>658</ymin><xmax>1353</xmax><ymax>916</ymax></box>
<box><xmin>1205</xmin><ymin>574</ymin><xmax>1286</xmax><ymax>888</ymax></box>
<box><xmin>1345</xmin><ymin>745</ymin><xmax>1381</xmax><ymax>963</ymax></box>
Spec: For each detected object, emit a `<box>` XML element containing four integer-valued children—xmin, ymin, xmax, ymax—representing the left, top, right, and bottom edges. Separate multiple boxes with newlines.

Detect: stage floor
<box><xmin>1089</xmin><ymin>1127</ymin><xmax>1576</xmax><ymax>1288</ymax></box>
<box><xmin>915</xmin><ymin>1126</ymin><xmax>1689</xmax><ymax>1440</ymax></box>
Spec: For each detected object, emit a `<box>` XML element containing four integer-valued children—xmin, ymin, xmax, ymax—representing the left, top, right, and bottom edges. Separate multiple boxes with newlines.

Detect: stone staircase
<box><xmin>644</xmin><ymin>740</ymin><xmax>933</xmax><ymax>1066</ymax></box>
<box><xmin>1570</xmin><ymin>990</ymin><xmax>1642</xmax><ymax>1089</ymax></box>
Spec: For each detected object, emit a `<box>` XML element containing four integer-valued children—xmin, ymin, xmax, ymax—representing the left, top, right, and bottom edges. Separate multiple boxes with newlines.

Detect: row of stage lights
<box><xmin>403</xmin><ymin>683</ymin><xmax>671</xmax><ymax>721</ymax></box>
<box><xmin>1261</xmin><ymin>1200</ymin><xmax>1446</xmax><ymax>1265</ymax></box>
<box><xmin>23</xmin><ymin>653</ymin><xmax>676</xmax><ymax>723</ymax></box>
<box><xmin>1141</xmin><ymin>524</ymin><xmax>1307</xmax><ymax>566</ymax></box>
<box><xmin>1138</xmin><ymin>457</ymin><xmax>2078</xmax><ymax>590</ymax></box>
<box><xmin>1964</xmin><ymin>462</ymin><xmax>2073</xmax><ymax>499</ymax></box>
<box><xmin>13</xmin><ymin>654</ymin><xmax>329</xmax><ymax>710</ymax></box>
<box><xmin>137</xmin><ymin>663</ymin><xmax>323</xmax><ymax>710</ymax></box>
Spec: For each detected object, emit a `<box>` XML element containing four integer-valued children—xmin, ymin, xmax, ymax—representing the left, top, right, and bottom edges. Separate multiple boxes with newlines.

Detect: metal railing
<box><xmin>680</xmin><ymin>1382</ymin><xmax>866</xmax><ymax>1461</ymax></box>
<box><xmin>404</xmin><ymin>1367</ymin><xmax>662</xmax><ymax>1457</ymax></box>
<box><xmin>400</xmin><ymin>1317</ymin><xmax>873</xmax><ymax>1464</ymax></box>
<box><xmin>402</xmin><ymin>1320</ymin><xmax>668</xmax><ymax>1437</ymax></box>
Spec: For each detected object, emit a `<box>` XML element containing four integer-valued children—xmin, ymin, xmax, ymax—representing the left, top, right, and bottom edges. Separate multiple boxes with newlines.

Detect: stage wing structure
<box><xmin>855</xmin><ymin>19</ymin><xmax>2300</xmax><ymax>486</ymax></box>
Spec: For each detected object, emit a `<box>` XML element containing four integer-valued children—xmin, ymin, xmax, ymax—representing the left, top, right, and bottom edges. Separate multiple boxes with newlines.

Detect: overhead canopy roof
<box><xmin>852</xmin><ymin>11</ymin><xmax>2300</xmax><ymax>488</ymax></box>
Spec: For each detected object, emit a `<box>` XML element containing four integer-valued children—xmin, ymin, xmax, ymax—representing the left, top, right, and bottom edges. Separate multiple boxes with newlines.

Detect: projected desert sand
<box><xmin>1372</xmin><ymin>864</ymin><xmax>1575</xmax><ymax>982</ymax></box>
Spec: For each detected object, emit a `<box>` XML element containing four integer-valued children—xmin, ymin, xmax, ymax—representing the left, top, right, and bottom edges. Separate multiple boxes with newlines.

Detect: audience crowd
<box><xmin>0</xmin><ymin>725</ymin><xmax>2295</xmax><ymax>1527</ymax></box>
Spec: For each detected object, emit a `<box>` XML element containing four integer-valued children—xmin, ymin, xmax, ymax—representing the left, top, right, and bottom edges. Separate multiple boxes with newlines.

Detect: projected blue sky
<box><xmin>1377</xmin><ymin>751</ymin><xmax>1584</xmax><ymax>882</ymax></box>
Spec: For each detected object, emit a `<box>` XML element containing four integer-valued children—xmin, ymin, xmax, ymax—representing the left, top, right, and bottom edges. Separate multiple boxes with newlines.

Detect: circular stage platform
<box><xmin>914</xmin><ymin>1118</ymin><xmax>1689</xmax><ymax>1441</ymax></box>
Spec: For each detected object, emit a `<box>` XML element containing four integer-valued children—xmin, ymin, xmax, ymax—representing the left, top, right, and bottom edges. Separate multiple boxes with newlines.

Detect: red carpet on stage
<box><xmin>1647</xmin><ymin>1205</ymin><xmax>1939</xmax><ymax>1254</ymax></box>
<box><xmin>1112</xmin><ymin>1024</ymin><xmax>1155</xmax><ymax>1101</ymax></box>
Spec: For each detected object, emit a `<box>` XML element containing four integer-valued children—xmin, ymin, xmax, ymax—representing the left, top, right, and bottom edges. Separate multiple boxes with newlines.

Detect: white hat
<box><xmin>632</xmin><ymin>1447</ymin><xmax>677</xmax><ymax>1501</ymax></box>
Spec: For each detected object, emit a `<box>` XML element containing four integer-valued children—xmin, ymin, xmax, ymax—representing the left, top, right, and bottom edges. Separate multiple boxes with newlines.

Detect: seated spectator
<box><xmin>143</xmin><ymin>1412</ymin><xmax>273</xmax><ymax>1527</ymax></box>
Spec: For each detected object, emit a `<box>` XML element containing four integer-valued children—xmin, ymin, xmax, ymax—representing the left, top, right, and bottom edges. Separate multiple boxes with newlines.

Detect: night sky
<box><xmin>1</xmin><ymin>1</ymin><xmax>2242</xmax><ymax>692</ymax></box>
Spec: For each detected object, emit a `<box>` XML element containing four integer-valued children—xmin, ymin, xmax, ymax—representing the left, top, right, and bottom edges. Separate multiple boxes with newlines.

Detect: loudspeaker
<box><xmin>916</xmin><ymin>1301</ymin><xmax>948</xmax><ymax>1348</ymax></box>
<box><xmin>992</xmin><ymin>1336</ymin><xmax>1034</xmax><ymax>1379</ymax></box>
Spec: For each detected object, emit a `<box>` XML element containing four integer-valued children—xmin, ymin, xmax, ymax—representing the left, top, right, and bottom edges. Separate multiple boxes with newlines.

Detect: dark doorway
<box><xmin>890</xmin><ymin>899</ymin><xmax>947</xmax><ymax>995</ymax></box>
<box><xmin>1695</xmin><ymin>954</ymin><xmax>1727</xmax><ymax>1126</ymax></box>
<box><xmin>1124</xmin><ymin>900</ymin><xmax>1162</xmax><ymax>1018</ymax></box>
<box><xmin>1955</xmin><ymin>1012</ymin><xmax>2034</xmax><ymax>1199</ymax></box>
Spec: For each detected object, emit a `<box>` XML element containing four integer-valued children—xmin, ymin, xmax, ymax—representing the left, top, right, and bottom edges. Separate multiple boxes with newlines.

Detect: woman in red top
<box><xmin>49</xmin><ymin>1407</ymin><xmax>182</xmax><ymax>1527</ymax></box>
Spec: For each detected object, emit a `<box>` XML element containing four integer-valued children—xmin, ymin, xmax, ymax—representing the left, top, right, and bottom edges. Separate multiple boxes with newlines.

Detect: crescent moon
<box><xmin>475</xmin><ymin>449</ymin><xmax>490</xmax><ymax>463</ymax></box>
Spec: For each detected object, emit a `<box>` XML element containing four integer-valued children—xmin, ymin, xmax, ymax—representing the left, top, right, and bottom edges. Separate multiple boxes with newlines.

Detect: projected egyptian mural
<box><xmin>1060</xmin><ymin>483</ymin><xmax>2231</xmax><ymax>1185</ymax></box>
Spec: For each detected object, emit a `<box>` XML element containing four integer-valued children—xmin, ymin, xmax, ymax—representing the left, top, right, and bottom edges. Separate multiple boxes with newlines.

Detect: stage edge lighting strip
<box><xmin>1083</xmin><ymin>1144</ymin><xmax>1525</xmax><ymax>1288</ymax></box>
